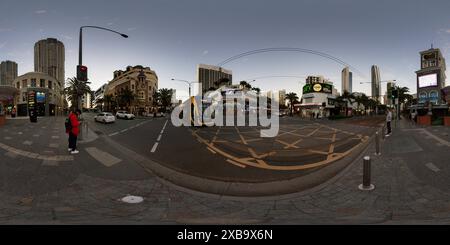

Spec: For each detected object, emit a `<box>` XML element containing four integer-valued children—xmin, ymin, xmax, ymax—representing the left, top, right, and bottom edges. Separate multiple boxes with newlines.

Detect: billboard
<box><xmin>36</xmin><ymin>92</ymin><xmax>46</xmax><ymax>103</ymax></box>
<box><xmin>303</xmin><ymin>83</ymin><xmax>333</xmax><ymax>94</ymax></box>
<box><xmin>418</xmin><ymin>73</ymin><xmax>437</xmax><ymax>88</ymax></box>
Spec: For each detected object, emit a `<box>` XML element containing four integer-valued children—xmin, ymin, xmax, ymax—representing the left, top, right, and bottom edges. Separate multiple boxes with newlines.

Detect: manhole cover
<box><xmin>121</xmin><ymin>195</ymin><xmax>144</xmax><ymax>204</ymax></box>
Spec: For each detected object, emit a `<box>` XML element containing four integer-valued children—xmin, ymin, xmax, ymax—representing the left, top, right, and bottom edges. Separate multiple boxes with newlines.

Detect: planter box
<box><xmin>417</xmin><ymin>115</ymin><xmax>431</xmax><ymax>126</ymax></box>
<box><xmin>444</xmin><ymin>117</ymin><xmax>450</xmax><ymax>126</ymax></box>
<box><xmin>0</xmin><ymin>115</ymin><xmax>5</xmax><ymax>127</ymax></box>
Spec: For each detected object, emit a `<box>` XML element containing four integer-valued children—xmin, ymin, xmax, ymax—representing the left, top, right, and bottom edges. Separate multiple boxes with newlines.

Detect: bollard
<box><xmin>375</xmin><ymin>131</ymin><xmax>381</xmax><ymax>156</ymax></box>
<box><xmin>358</xmin><ymin>156</ymin><xmax>375</xmax><ymax>191</ymax></box>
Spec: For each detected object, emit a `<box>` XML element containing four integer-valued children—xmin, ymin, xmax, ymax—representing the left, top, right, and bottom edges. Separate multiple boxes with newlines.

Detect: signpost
<box><xmin>28</xmin><ymin>90</ymin><xmax>37</xmax><ymax>123</ymax></box>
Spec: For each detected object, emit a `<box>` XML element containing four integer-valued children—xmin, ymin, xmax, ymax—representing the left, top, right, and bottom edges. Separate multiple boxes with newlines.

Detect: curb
<box><xmin>101</xmin><ymin>129</ymin><xmax>377</xmax><ymax>198</ymax></box>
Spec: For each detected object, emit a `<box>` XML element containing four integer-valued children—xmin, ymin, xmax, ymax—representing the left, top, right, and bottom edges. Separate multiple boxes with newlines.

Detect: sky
<box><xmin>1</xmin><ymin>0</ymin><xmax>450</xmax><ymax>100</ymax></box>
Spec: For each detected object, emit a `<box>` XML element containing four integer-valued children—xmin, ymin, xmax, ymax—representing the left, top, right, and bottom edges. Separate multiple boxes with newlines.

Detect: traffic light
<box><xmin>392</xmin><ymin>89</ymin><xmax>398</xmax><ymax>99</ymax></box>
<box><xmin>77</xmin><ymin>65</ymin><xmax>88</xmax><ymax>81</ymax></box>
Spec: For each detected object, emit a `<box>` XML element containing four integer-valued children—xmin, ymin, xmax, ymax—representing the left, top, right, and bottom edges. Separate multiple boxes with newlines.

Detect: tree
<box><xmin>251</xmin><ymin>87</ymin><xmax>261</xmax><ymax>95</ymax></box>
<box><xmin>337</xmin><ymin>91</ymin><xmax>355</xmax><ymax>117</ymax></box>
<box><xmin>156</xmin><ymin>88</ymin><xmax>174</xmax><ymax>112</ymax></box>
<box><xmin>214</xmin><ymin>77</ymin><xmax>231</xmax><ymax>88</ymax></box>
<box><xmin>239</xmin><ymin>80</ymin><xmax>252</xmax><ymax>90</ymax></box>
<box><xmin>353</xmin><ymin>93</ymin><xmax>369</xmax><ymax>115</ymax></box>
<box><xmin>103</xmin><ymin>94</ymin><xmax>114</xmax><ymax>112</ymax></box>
<box><xmin>64</xmin><ymin>77</ymin><xmax>91</xmax><ymax>110</ymax></box>
<box><xmin>285</xmin><ymin>92</ymin><xmax>299</xmax><ymax>116</ymax></box>
<box><xmin>118</xmin><ymin>88</ymin><xmax>135</xmax><ymax>111</ymax></box>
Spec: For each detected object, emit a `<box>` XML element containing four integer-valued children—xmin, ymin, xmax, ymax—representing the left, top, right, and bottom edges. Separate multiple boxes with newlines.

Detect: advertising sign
<box><xmin>28</xmin><ymin>91</ymin><xmax>36</xmax><ymax>111</ymax></box>
<box><xmin>303</xmin><ymin>83</ymin><xmax>333</xmax><ymax>94</ymax></box>
<box><xmin>418</xmin><ymin>73</ymin><xmax>438</xmax><ymax>88</ymax></box>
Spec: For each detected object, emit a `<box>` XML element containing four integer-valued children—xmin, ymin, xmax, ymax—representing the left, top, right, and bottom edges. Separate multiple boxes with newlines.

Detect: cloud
<box><xmin>0</xmin><ymin>42</ymin><xmax>6</xmax><ymax>49</ymax></box>
<box><xmin>202</xmin><ymin>50</ymin><xmax>209</xmax><ymax>55</ymax></box>
<box><xmin>35</xmin><ymin>10</ymin><xmax>47</xmax><ymax>14</ymax></box>
<box><xmin>61</xmin><ymin>35</ymin><xmax>73</xmax><ymax>40</ymax></box>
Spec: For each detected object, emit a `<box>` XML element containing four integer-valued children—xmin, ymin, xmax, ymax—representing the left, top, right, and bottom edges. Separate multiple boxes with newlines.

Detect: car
<box><xmin>116</xmin><ymin>111</ymin><xmax>135</xmax><ymax>120</ymax></box>
<box><xmin>94</xmin><ymin>112</ymin><xmax>116</xmax><ymax>124</ymax></box>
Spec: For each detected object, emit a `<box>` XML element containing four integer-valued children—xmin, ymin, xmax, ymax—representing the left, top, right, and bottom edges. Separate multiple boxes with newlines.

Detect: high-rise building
<box><xmin>0</xmin><ymin>61</ymin><xmax>18</xmax><ymax>86</ymax></box>
<box><xmin>415</xmin><ymin>47</ymin><xmax>446</xmax><ymax>105</ymax></box>
<box><xmin>341</xmin><ymin>67</ymin><xmax>352</xmax><ymax>94</ymax></box>
<box><xmin>371</xmin><ymin>65</ymin><xmax>381</xmax><ymax>102</ymax></box>
<box><xmin>197</xmin><ymin>64</ymin><xmax>232</xmax><ymax>94</ymax></box>
<box><xmin>34</xmin><ymin>38</ymin><xmax>65</xmax><ymax>84</ymax></box>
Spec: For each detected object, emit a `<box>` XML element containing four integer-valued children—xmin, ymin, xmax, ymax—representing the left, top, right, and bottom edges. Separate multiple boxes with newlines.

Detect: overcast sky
<box><xmin>1</xmin><ymin>0</ymin><xmax>450</xmax><ymax>99</ymax></box>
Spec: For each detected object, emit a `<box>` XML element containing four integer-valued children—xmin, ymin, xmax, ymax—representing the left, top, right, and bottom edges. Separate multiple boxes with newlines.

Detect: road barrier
<box><xmin>358</xmin><ymin>156</ymin><xmax>375</xmax><ymax>191</ymax></box>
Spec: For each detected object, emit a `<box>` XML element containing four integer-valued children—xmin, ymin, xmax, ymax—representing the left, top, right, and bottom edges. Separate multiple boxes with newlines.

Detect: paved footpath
<box><xmin>0</xmin><ymin>116</ymin><xmax>450</xmax><ymax>224</ymax></box>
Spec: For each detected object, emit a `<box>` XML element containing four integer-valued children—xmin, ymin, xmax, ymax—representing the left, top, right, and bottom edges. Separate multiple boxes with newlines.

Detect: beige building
<box><xmin>13</xmin><ymin>72</ymin><xmax>64</xmax><ymax>116</ymax></box>
<box><xmin>105</xmin><ymin>65</ymin><xmax>158</xmax><ymax>115</ymax></box>
<box><xmin>34</xmin><ymin>38</ymin><xmax>65</xmax><ymax>83</ymax></box>
<box><xmin>197</xmin><ymin>64</ymin><xmax>232</xmax><ymax>94</ymax></box>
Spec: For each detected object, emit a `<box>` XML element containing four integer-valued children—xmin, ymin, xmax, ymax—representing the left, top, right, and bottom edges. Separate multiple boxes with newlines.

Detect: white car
<box><xmin>94</xmin><ymin>112</ymin><xmax>116</xmax><ymax>124</ymax></box>
<box><xmin>116</xmin><ymin>111</ymin><xmax>135</xmax><ymax>120</ymax></box>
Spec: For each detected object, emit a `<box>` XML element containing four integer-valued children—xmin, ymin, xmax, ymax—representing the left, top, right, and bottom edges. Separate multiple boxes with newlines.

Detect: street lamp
<box><xmin>79</xmin><ymin>26</ymin><xmax>128</xmax><ymax>66</ymax></box>
<box><xmin>171</xmin><ymin>79</ymin><xmax>200</xmax><ymax>98</ymax></box>
<box><xmin>77</xmin><ymin>26</ymin><xmax>128</xmax><ymax>110</ymax></box>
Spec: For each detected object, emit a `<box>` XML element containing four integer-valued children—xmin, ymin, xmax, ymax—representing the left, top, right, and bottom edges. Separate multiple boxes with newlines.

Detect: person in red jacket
<box><xmin>67</xmin><ymin>109</ymin><xmax>81</xmax><ymax>154</ymax></box>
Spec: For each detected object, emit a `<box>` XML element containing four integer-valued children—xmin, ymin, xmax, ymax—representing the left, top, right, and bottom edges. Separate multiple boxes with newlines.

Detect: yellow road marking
<box><xmin>207</xmin><ymin>147</ymin><xmax>216</xmax><ymax>154</ymax></box>
<box><xmin>226</xmin><ymin>159</ymin><xmax>246</xmax><ymax>168</ymax></box>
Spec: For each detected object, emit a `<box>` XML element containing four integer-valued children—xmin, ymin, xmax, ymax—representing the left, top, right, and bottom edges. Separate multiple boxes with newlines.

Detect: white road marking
<box><xmin>23</xmin><ymin>141</ymin><xmax>33</xmax><ymax>145</ymax></box>
<box><xmin>151</xmin><ymin>119</ymin><xmax>168</xmax><ymax>153</ymax></box>
<box><xmin>425</xmin><ymin>162</ymin><xmax>440</xmax><ymax>172</ymax></box>
<box><xmin>85</xmin><ymin>147</ymin><xmax>122</xmax><ymax>167</ymax></box>
<box><xmin>51</xmin><ymin>136</ymin><xmax>60</xmax><ymax>139</ymax></box>
<box><xmin>108</xmin><ymin>120</ymin><xmax>150</xmax><ymax>137</ymax></box>
<box><xmin>151</xmin><ymin>142</ymin><xmax>159</xmax><ymax>153</ymax></box>
<box><xmin>4</xmin><ymin>137</ymin><xmax>12</xmax><ymax>140</ymax></box>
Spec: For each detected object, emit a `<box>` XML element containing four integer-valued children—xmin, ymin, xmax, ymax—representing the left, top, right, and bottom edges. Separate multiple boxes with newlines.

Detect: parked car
<box><xmin>94</xmin><ymin>112</ymin><xmax>116</xmax><ymax>124</ymax></box>
<box><xmin>116</xmin><ymin>111</ymin><xmax>135</xmax><ymax>120</ymax></box>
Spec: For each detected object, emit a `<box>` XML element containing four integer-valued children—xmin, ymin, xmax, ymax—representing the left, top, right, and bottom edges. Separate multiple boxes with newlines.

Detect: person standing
<box><xmin>66</xmin><ymin>109</ymin><xmax>81</xmax><ymax>154</ymax></box>
<box><xmin>386</xmin><ymin>108</ymin><xmax>392</xmax><ymax>137</ymax></box>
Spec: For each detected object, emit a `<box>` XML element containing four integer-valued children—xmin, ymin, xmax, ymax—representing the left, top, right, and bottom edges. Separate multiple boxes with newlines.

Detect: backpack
<box><xmin>65</xmin><ymin>116</ymin><xmax>72</xmax><ymax>131</ymax></box>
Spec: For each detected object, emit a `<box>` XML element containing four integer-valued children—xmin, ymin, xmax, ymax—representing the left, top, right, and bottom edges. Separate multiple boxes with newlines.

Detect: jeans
<box><xmin>387</xmin><ymin>121</ymin><xmax>391</xmax><ymax>134</ymax></box>
<box><xmin>68</xmin><ymin>132</ymin><xmax>77</xmax><ymax>150</ymax></box>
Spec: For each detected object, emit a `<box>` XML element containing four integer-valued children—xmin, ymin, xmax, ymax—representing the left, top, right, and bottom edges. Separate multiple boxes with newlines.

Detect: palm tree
<box><xmin>239</xmin><ymin>81</ymin><xmax>252</xmax><ymax>90</ymax></box>
<box><xmin>285</xmin><ymin>92</ymin><xmax>299</xmax><ymax>116</ymax></box>
<box><xmin>337</xmin><ymin>91</ymin><xmax>355</xmax><ymax>117</ymax></box>
<box><xmin>103</xmin><ymin>94</ymin><xmax>114</xmax><ymax>112</ymax></box>
<box><xmin>64</xmin><ymin>77</ymin><xmax>91</xmax><ymax>110</ymax></box>
<box><xmin>214</xmin><ymin>77</ymin><xmax>231</xmax><ymax>88</ymax></box>
<box><xmin>118</xmin><ymin>88</ymin><xmax>135</xmax><ymax>111</ymax></box>
<box><xmin>251</xmin><ymin>87</ymin><xmax>261</xmax><ymax>95</ymax></box>
<box><xmin>157</xmin><ymin>88</ymin><xmax>174</xmax><ymax>112</ymax></box>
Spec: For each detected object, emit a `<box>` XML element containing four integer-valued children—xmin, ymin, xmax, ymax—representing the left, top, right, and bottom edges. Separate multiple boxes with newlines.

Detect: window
<box><xmin>22</xmin><ymin>92</ymin><xmax>27</xmax><ymax>102</ymax></box>
<box><xmin>31</xmin><ymin>79</ymin><xmax>37</xmax><ymax>87</ymax></box>
<box><xmin>16</xmin><ymin>82</ymin><xmax>20</xmax><ymax>89</ymax></box>
<box><xmin>22</xmin><ymin>80</ymin><xmax>28</xmax><ymax>88</ymax></box>
<box><xmin>40</xmin><ymin>79</ymin><xmax>45</xmax><ymax>88</ymax></box>
<box><xmin>48</xmin><ymin>81</ymin><xmax>53</xmax><ymax>89</ymax></box>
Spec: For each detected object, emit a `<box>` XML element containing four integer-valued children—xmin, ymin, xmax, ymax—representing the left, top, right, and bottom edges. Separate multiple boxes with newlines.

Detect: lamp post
<box><xmin>171</xmin><ymin>79</ymin><xmax>200</xmax><ymax>98</ymax></box>
<box><xmin>78</xmin><ymin>26</ymin><xmax>128</xmax><ymax>66</ymax></box>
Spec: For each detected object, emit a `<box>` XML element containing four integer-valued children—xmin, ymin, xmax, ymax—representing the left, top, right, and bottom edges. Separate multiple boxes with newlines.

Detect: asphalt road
<box><xmin>104</xmin><ymin>114</ymin><xmax>384</xmax><ymax>182</ymax></box>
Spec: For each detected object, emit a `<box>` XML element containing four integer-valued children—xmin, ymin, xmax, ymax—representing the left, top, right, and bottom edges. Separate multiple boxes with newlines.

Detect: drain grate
<box><xmin>121</xmin><ymin>195</ymin><xmax>144</xmax><ymax>204</ymax></box>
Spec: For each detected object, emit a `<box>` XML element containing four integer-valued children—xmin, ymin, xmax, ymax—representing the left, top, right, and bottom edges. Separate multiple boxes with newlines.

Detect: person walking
<box><xmin>66</xmin><ymin>109</ymin><xmax>81</xmax><ymax>154</ymax></box>
<box><xmin>386</xmin><ymin>108</ymin><xmax>392</xmax><ymax>137</ymax></box>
